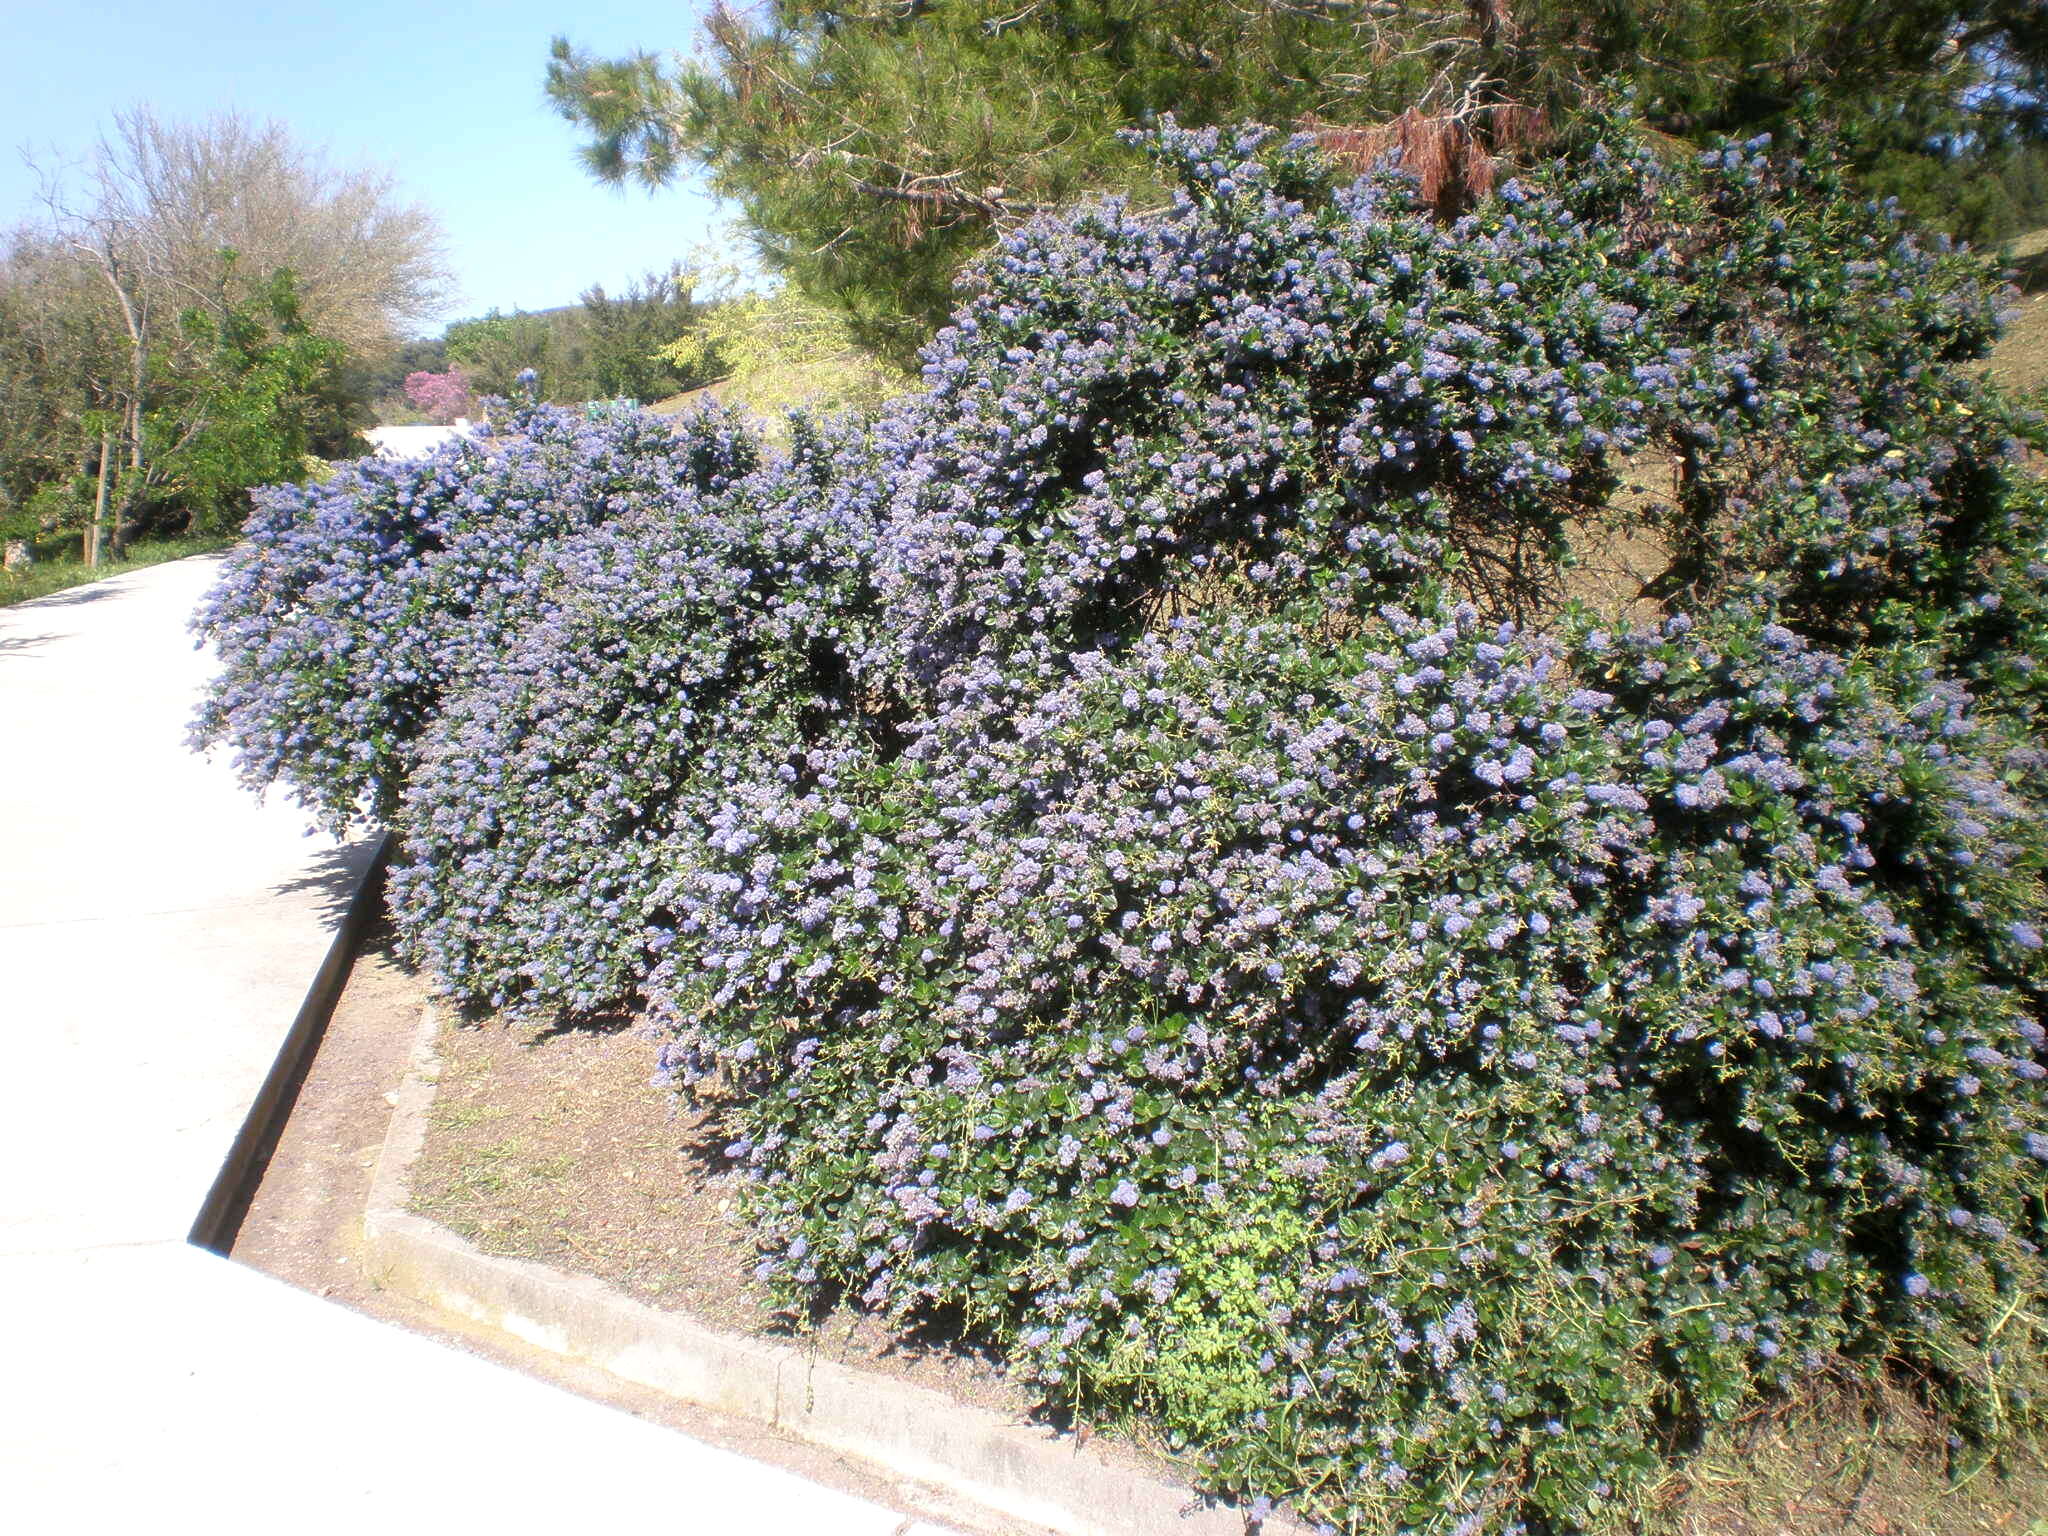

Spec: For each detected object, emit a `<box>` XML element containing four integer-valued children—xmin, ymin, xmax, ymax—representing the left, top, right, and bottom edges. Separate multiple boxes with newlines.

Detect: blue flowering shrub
<box><xmin>389</xmin><ymin>416</ymin><xmax>889</xmax><ymax>1019</ymax></box>
<box><xmin>652</xmin><ymin>596</ymin><xmax>2048</xmax><ymax>1532</ymax></box>
<box><xmin>191</xmin><ymin>403</ymin><xmax>759</xmax><ymax>828</ymax></box>
<box><xmin>193</xmin><ymin>118</ymin><xmax>2048</xmax><ymax>1534</ymax></box>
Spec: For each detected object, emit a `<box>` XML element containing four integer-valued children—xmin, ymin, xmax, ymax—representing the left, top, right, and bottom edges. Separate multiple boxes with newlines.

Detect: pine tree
<box><xmin>547</xmin><ymin>2</ymin><xmax>2048</xmax><ymax>361</ymax></box>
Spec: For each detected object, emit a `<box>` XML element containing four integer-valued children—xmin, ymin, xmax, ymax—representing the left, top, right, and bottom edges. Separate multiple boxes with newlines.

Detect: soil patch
<box><xmin>408</xmin><ymin>1007</ymin><xmax>1051</xmax><ymax>1430</ymax></box>
<box><xmin>1988</xmin><ymin>231</ymin><xmax>2048</xmax><ymax>396</ymax></box>
<box><xmin>1656</xmin><ymin>1377</ymin><xmax>2048</xmax><ymax>1536</ymax></box>
<box><xmin>1988</xmin><ymin>287</ymin><xmax>2048</xmax><ymax>395</ymax></box>
<box><xmin>228</xmin><ymin>925</ymin><xmax>424</xmax><ymax>1292</ymax></box>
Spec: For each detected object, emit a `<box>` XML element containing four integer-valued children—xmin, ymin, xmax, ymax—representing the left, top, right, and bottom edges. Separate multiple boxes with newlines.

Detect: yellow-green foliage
<box><xmin>1152</xmin><ymin>1201</ymin><xmax>1313</xmax><ymax>1439</ymax></box>
<box><xmin>658</xmin><ymin>263</ymin><xmax>911</xmax><ymax>419</ymax></box>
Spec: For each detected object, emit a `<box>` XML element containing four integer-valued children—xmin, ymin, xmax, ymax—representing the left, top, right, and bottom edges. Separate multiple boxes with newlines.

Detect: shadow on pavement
<box><xmin>20</xmin><ymin>582</ymin><xmax>125</xmax><ymax>609</ymax></box>
<box><xmin>271</xmin><ymin>836</ymin><xmax>386</xmax><ymax>927</ymax></box>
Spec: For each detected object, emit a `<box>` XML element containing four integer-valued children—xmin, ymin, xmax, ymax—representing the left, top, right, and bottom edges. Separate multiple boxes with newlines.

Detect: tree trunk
<box><xmin>113</xmin><ymin>395</ymin><xmax>143</xmax><ymax>560</ymax></box>
<box><xmin>96</xmin><ymin>249</ymin><xmax>147</xmax><ymax>562</ymax></box>
<box><xmin>89</xmin><ymin>430</ymin><xmax>113</xmax><ymax>568</ymax></box>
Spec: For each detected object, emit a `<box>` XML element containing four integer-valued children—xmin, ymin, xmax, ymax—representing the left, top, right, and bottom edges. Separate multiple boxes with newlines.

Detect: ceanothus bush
<box><xmin>637</xmin><ymin>122</ymin><xmax>2048</xmax><ymax>1532</ymax></box>
<box><xmin>193</xmin><ymin>116</ymin><xmax>2048</xmax><ymax>1535</ymax></box>
<box><xmin>191</xmin><ymin>401</ymin><xmax>759</xmax><ymax>828</ymax></box>
<box><xmin>389</xmin><ymin>416</ymin><xmax>888</xmax><ymax>1019</ymax></box>
<box><xmin>651</xmin><ymin>592</ymin><xmax>2048</xmax><ymax>1533</ymax></box>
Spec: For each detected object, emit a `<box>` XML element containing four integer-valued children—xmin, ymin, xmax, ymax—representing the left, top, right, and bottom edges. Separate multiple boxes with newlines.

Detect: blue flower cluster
<box><xmin>390</xmin><ymin>415</ymin><xmax>886</xmax><ymax>1019</ymax></box>
<box><xmin>192</xmin><ymin>403</ymin><xmax>760</xmax><ymax>828</ymax></box>
<box><xmin>193</xmin><ymin>119</ymin><xmax>2048</xmax><ymax>1535</ymax></box>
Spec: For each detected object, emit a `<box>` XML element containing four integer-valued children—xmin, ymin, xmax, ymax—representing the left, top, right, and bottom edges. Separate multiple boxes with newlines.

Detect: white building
<box><xmin>363</xmin><ymin>417</ymin><xmax>477</xmax><ymax>459</ymax></box>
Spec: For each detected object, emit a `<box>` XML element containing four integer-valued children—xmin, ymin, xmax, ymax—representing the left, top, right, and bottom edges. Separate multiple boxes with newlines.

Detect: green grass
<box><xmin>0</xmin><ymin>531</ymin><xmax>236</xmax><ymax>609</ymax></box>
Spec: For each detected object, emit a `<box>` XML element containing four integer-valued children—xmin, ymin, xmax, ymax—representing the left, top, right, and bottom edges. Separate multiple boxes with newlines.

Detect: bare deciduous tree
<box><xmin>63</xmin><ymin>108</ymin><xmax>450</xmax><ymax>353</ymax></box>
<box><xmin>15</xmin><ymin>107</ymin><xmax>451</xmax><ymax>558</ymax></box>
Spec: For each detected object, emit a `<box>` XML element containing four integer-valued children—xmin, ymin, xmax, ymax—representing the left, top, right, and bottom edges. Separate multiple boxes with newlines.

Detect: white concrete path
<box><xmin>0</xmin><ymin>558</ymin><xmax>930</xmax><ymax>1534</ymax></box>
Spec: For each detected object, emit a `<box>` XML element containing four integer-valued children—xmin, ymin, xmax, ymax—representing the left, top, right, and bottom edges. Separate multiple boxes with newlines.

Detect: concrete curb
<box><xmin>189</xmin><ymin>830</ymin><xmax>393</xmax><ymax>1254</ymax></box>
<box><xmin>364</xmin><ymin>1005</ymin><xmax>1284</xmax><ymax>1536</ymax></box>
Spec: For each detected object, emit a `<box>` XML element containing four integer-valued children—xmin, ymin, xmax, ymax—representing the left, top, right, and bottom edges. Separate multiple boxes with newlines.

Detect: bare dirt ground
<box><xmin>227</xmin><ymin>925</ymin><xmax>1033</xmax><ymax>1536</ymax></box>
<box><xmin>408</xmin><ymin>1001</ymin><xmax>1051</xmax><ymax>1430</ymax></box>
<box><xmin>1989</xmin><ymin>227</ymin><xmax>2048</xmax><ymax>389</ymax></box>
<box><xmin>1656</xmin><ymin>1379</ymin><xmax>2048</xmax><ymax>1536</ymax></box>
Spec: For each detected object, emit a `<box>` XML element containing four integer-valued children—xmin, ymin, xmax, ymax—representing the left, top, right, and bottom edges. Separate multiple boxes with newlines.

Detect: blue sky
<box><xmin>1</xmin><ymin>0</ymin><xmax>729</xmax><ymax>330</ymax></box>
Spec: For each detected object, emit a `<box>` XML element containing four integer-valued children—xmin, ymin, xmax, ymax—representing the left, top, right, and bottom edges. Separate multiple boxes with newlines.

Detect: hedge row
<box><xmin>196</xmin><ymin>116</ymin><xmax>2048</xmax><ymax>1534</ymax></box>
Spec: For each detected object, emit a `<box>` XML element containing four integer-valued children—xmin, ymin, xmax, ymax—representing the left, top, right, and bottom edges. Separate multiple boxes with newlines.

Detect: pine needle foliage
<box><xmin>546</xmin><ymin>1</ymin><xmax>2048</xmax><ymax>359</ymax></box>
